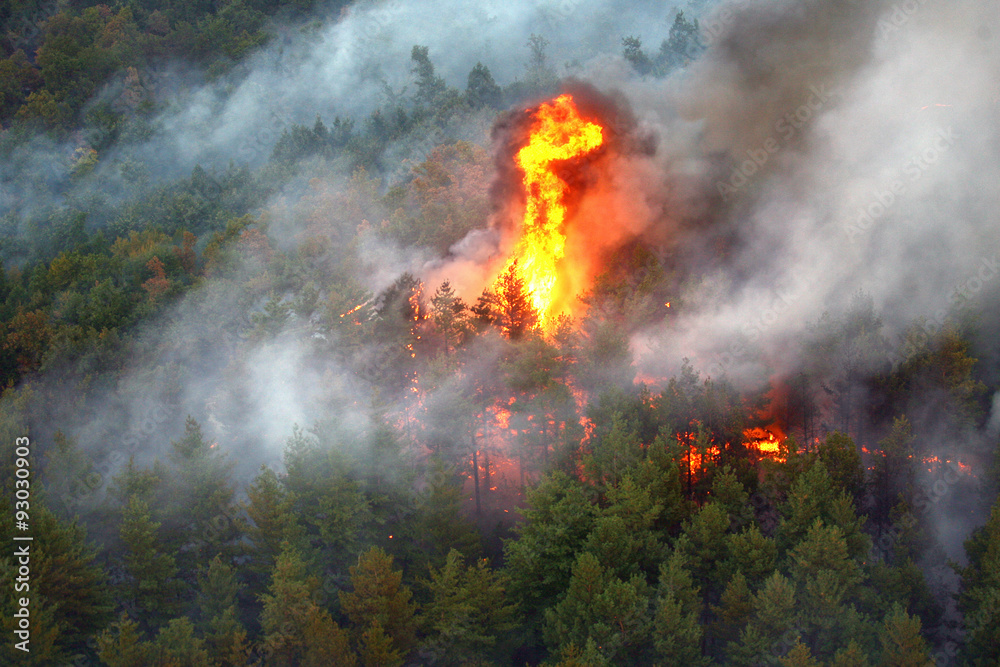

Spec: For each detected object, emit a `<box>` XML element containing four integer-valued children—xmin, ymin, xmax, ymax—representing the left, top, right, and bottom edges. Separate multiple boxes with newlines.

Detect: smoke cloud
<box><xmin>9</xmin><ymin>0</ymin><xmax>999</xmax><ymax>601</ymax></box>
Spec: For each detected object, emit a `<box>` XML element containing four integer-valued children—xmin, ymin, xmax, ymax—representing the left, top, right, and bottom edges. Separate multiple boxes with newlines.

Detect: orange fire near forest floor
<box><xmin>744</xmin><ymin>426</ymin><xmax>786</xmax><ymax>462</ymax></box>
<box><xmin>494</xmin><ymin>94</ymin><xmax>604</xmax><ymax>327</ymax></box>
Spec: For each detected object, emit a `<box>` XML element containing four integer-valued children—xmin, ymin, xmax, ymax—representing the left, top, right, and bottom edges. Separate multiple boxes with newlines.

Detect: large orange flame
<box><xmin>744</xmin><ymin>425</ymin><xmax>786</xmax><ymax>462</ymax></box>
<box><xmin>497</xmin><ymin>94</ymin><xmax>604</xmax><ymax>325</ymax></box>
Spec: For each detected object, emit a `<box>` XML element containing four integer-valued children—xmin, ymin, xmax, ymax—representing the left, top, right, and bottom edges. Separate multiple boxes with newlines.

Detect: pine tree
<box><xmin>163</xmin><ymin>416</ymin><xmax>242</xmax><ymax>566</ymax></box>
<box><xmin>585</xmin><ymin>474</ymin><xmax>667</xmax><ymax>580</ymax></box>
<box><xmin>413</xmin><ymin>456</ymin><xmax>480</xmax><ymax>569</ymax></box>
<box><xmin>816</xmin><ymin>431</ymin><xmax>865</xmax><ymax>500</ymax></box>
<box><xmin>622</xmin><ymin>36</ymin><xmax>653</xmax><ymax>75</ymax></box>
<box><xmin>359</xmin><ymin>619</ymin><xmax>403</xmax><ymax>667</ymax></box>
<box><xmin>781</xmin><ymin>640</ymin><xmax>822</xmax><ymax>667</ymax></box>
<box><xmin>550</xmin><ymin>639</ymin><xmax>613</xmax><ymax>667</ymax></box>
<box><xmin>581</xmin><ymin>412</ymin><xmax>645</xmax><ymax>487</ymax></box>
<box><xmin>430</xmin><ymin>280</ymin><xmax>469</xmax><ymax>356</ymax></box>
<box><xmin>340</xmin><ymin>546</ymin><xmax>418</xmax><ymax>656</ymax></box>
<box><xmin>96</xmin><ymin>613</ymin><xmax>151</xmax><ymax>667</ymax></box>
<box><xmin>787</xmin><ymin>520</ymin><xmax>864</xmax><ymax>658</ymax></box>
<box><xmin>421</xmin><ymin>549</ymin><xmax>519</xmax><ymax>664</ymax></box>
<box><xmin>196</xmin><ymin>555</ymin><xmax>250</xmax><ymax>666</ymax></box>
<box><xmin>0</xmin><ymin>568</ymin><xmax>63</xmax><ymax>665</ymax></box>
<box><xmin>466</xmin><ymin>62</ymin><xmax>502</xmax><ymax>108</ymax></box>
<box><xmin>726</xmin><ymin>572</ymin><xmax>798</xmax><ymax>665</ymax></box>
<box><xmin>722</xmin><ymin>524</ymin><xmax>779</xmax><ymax>585</ymax></box>
<box><xmin>205</xmin><ymin>607</ymin><xmax>251</xmax><ymax>667</ymax></box>
<box><xmin>7</xmin><ymin>504</ymin><xmax>111</xmax><ymax>658</ymax></box>
<box><xmin>543</xmin><ymin>551</ymin><xmax>652</xmax><ymax>663</ymax></box>
<box><xmin>658</xmin><ymin>11</ymin><xmax>704</xmax><ymax>71</ymax></box>
<box><xmin>777</xmin><ymin>459</ymin><xmax>870</xmax><ymax>560</ymax></box>
<box><xmin>958</xmin><ymin>499</ymin><xmax>1000</xmax><ymax>665</ymax></box>
<box><xmin>677</xmin><ymin>501</ymin><xmax>731</xmax><ymax>593</ymax></box>
<box><xmin>710</xmin><ymin>465</ymin><xmax>754</xmax><ymax>530</ymax></box>
<box><xmin>877</xmin><ymin>604</ymin><xmax>931</xmax><ymax>666</ymax></box>
<box><xmin>411</xmin><ymin>45</ymin><xmax>447</xmax><ymax>107</ymax></box>
<box><xmin>653</xmin><ymin>585</ymin><xmax>706</xmax><ymax>665</ymax></box>
<box><xmin>119</xmin><ymin>494</ymin><xmax>179</xmax><ymax>630</ymax></box>
<box><xmin>196</xmin><ymin>555</ymin><xmax>241</xmax><ymax>624</ymax></box>
<box><xmin>260</xmin><ymin>542</ymin><xmax>356</xmax><ymax>666</ymax></box>
<box><xmin>244</xmin><ymin>465</ymin><xmax>296</xmax><ymax>586</ymax></box>
<box><xmin>150</xmin><ymin>617</ymin><xmax>210</xmax><ymax>667</ymax></box>
<box><xmin>711</xmin><ymin>571</ymin><xmax>754</xmax><ymax>647</ymax></box>
<box><xmin>830</xmin><ymin>641</ymin><xmax>873</xmax><ymax>666</ymax></box>
<box><xmin>870</xmin><ymin>417</ymin><xmax>917</xmax><ymax>542</ymax></box>
<box><xmin>503</xmin><ymin>472</ymin><xmax>597</xmax><ymax>613</ymax></box>
<box><xmin>492</xmin><ymin>261</ymin><xmax>538</xmax><ymax>339</ymax></box>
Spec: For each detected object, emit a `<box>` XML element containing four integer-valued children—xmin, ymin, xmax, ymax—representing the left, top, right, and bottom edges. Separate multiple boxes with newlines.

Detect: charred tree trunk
<box><xmin>483</xmin><ymin>437</ymin><xmax>492</xmax><ymax>510</ymax></box>
<box><xmin>518</xmin><ymin>441</ymin><xmax>525</xmax><ymax>491</ymax></box>
<box><xmin>471</xmin><ymin>439</ymin><xmax>481</xmax><ymax>517</ymax></box>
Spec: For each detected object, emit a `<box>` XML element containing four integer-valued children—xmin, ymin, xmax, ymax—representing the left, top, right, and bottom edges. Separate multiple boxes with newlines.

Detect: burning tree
<box><xmin>492</xmin><ymin>94</ymin><xmax>604</xmax><ymax>328</ymax></box>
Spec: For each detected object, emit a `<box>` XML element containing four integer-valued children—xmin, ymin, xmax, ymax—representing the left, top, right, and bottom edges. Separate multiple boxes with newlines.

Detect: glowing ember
<box><xmin>340</xmin><ymin>303</ymin><xmax>365</xmax><ymax>318</ymax></box>
<box><xmin>921</xmin><ymin>455</ymin><xmax>975</xmax><ymax>475</ymax></box>
<box><xmin>496</xmin><ymin>94</ymin><xmax>604</xmax><ymax>325</ymax></box>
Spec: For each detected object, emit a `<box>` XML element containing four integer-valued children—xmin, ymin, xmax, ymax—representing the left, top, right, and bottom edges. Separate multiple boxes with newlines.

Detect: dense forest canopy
<box><xmin>1</xmin><ymin>0</ymin><xmax>1000</xmax><ymax>665</ymax></box>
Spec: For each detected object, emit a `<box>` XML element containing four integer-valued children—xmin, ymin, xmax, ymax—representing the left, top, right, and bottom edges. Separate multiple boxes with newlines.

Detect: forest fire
<box><xmin>340</xmin><ymin>303</ymin><xmax>365</xmax><ymax>318</ymax></box>
<box><xmin>744</xmin><ymin>426</ymin><xmax>786</xmax><ymax>462</ymax></box>
<box><xmin>494</xmin><ymin>94</ymin><xmax>604</xmax><ymax>326</ymax></box>
<box><xmin>922</xmin><ymin>455</ymin><xmax>975</xmax><ymax>475</ymax></box>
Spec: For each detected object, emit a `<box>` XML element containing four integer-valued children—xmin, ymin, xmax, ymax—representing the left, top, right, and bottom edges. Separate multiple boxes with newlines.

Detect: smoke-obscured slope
<box><xmin>627</xmin><ymin>0</ymin><xmax>999</xmax><ymax>387</ymax></box>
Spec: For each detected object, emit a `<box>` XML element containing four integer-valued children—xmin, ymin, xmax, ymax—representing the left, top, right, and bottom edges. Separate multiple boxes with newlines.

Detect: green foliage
<box><xmin>261</xmin><ymin>542</ymin><xmax>356</xmax><ymax>667</ymax></box>
<box><xmin>412</xmin><ymin>457</ymin><xmax>481</xmax><ymax>568</ymax></box>
<box><xmin>466</xmin><ymin>62</ymin><xmax>502</xmax><ymax>108</ymax></box>
<box><xmin>582</xmin><ymin>411</ymin><xmax>645</xmax><ymax>487</ymax></box>
<box><xmin>777</xmin><ymin>459</ymin><xmax>870</xmax><ymax>561</ymax></box>
<box><xmin>118</xmin><ymin>494</ymin><xmax>180</xmax><ymax>630</ymax></box>
<box><xmin>503</xmin><ymin>472</ymin><xmax>597</xmax><ymax>612</ymax></box>
<box><xmin>421</xmin><ymin>549</ymin><xmax>519</xmax><ymax>664</ymax></box>
<box><xmin>96</xmin><ymin>613</ymin><xmax>151</xmax><ymax>667</ymax></box>
<box><xmin>150</xmin><ymin>617</ymin><xmax>210</xmax><ymax>666</ymax></box>
<box><xmin>0</xmin><ymin>6</ymin><xmax>995</xmax><ymax>663</ymax></box>
<box><xmin>244</xmin><ymin>465</ymin><xmax>296</xmax><ymax>585</ymax></box>
<box><xmin>381</xmin><ymin>142</ymin><xmax>492</xmax><ymax>253</ymax></box>
<box><xmin>621</xmin><ymin>11</ymin><xmax>704</xmax><ymax>77</ymax></box>
<box><xmin>340</xmin><ymin>546</ymin><xmax>418</xmax><ymax>657</ymax></box>
<box><xmin>877</xmin><ymin>604</ymin><xmax>931</xmax><ymax>666</ymax></box>
<box><xmin>652</xmin><ymin>550</ymin><xmax>706</xmax><ymax>664</ymax></box>
<box><xmin>816</xmin><ymin>431</ymin><xmax>865</xmax><ymax>500</ymax></box>
<box><xmin>958</xmin><ymin>499</ymin><xmax>1000</xmax><ymax>665</ymax></box>
<box><xmin>677</xmin><ymin>501</ymin><xmax>732</xmax><ymax>592</ymax></box>
<box><xmin>723</xmin><ymin>524</ymin><xmax>778</xmax><ymax>586</ymax></box>
<box><xmin>543</xmin><ymin>551</ymin><xmax>653</xmax><ymax>663</ymax></box>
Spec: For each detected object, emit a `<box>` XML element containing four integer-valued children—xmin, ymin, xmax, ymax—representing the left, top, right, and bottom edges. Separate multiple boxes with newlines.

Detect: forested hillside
<box><xmin>1</xmin><ymin>0</ymin><xmax>999</xmax><ymax>665</ymax></box>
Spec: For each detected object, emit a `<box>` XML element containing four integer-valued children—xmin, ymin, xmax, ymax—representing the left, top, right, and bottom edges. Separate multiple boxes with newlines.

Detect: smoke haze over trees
<box><xmin>1</xmin><ymin>0</ymin><xmax>999</xmax><ymax>664</ymax></box>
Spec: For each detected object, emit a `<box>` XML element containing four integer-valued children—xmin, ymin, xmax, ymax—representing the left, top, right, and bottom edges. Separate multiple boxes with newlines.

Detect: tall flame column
<box><xmin>497</xmin><ymin>94</ymin><xmax>604</xmax><ymax>325</ymax></box>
